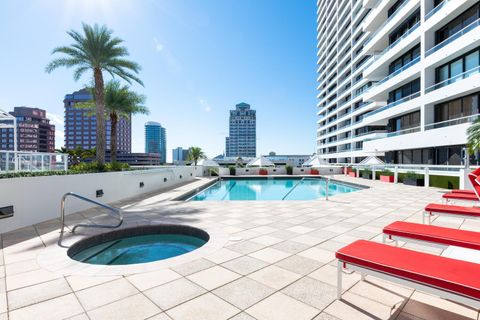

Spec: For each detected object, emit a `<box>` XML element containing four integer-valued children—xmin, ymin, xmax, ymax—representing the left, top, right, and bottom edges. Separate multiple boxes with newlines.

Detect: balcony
<box><xmin>379</xmin><ymin>56</ymin><xmax>420</xmax><ymax>85</ymax></box>
<box><xmin>425</xmin><ymin>66</ymin><xmax>480</xmax><ymax>94</ymax></box>
<box><xmin>425</xmin><ymin>114</ymin><xmax>480</xmax><ymax>130</ymax></box>
<box><xmin>425</xmin><ymin>0</ymin><xmax>450</xmax><ymax>20</ymax></box>
<box><xmin>425</xmin><ymin>18</ymin><xmax>480</xmax><ymax>57</ymax></box>
<box><xmin>363</xmin><ymin>92</ymin><xmax>420</xmax><ymax>121</ymax></box>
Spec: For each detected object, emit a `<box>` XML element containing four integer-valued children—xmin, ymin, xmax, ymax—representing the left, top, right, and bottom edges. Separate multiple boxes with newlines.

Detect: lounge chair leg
<box><xmin>382</xmin><ymin>234</ymin><xmax>386</xmax><ymax>243</ymax></box>
<box><xmin>428</xmin><ymin>212</ymin><xmax>432</xmax><ymax>225</ymax></box>
<box><xmin>337</xmin><ymin>261</ymin><xmax>342</xmax><ymax>299</ymax></box>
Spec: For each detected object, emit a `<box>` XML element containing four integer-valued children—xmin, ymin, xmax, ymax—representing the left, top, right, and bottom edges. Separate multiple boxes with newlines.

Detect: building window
<box><xmin>388</xmin><ymin>0</ymin><xmax>407</xmax><ymax>17</ymax></box>
<box><xmin>435</xmin><ymin>3</ymin><xmax>480</xmax><ymax>44</ymax></box>
<box><xmin>388</xmin><ymin>78</ymin><xmax>420</xmax><ymax>103</ymax></box>
<box><xmin>434</xmin><ymin>92</ymin><xmax>479</xmax><ymax>123</ymax></box>
<box><xmin>389</xmin><ymin>9</ymin><xmax>420</xmax><ymax>44</ymax></box>
<box><xmin>387</xmin><ymin>111</ymin><xmax>420</xmax><ymax>132</ymax></box>
<box><xmin>388</xmin><ymin>44</ymin><xmax>420</xmax><ymax>74</ymax></box>
<box><xmin>435</xmin><ymin>47</ymin><xmax>480</xmax><ymax>83</ymax></box>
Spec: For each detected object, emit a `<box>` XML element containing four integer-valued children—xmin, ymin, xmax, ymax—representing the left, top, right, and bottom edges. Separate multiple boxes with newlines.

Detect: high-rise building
<box><xmin>145</xmin><ymin>121</ymin><xmax>166</xmax><ymax>163</ymax></box>
<box><xmin>0</xmin><ymin>107</ymin><xmax>55</xmax><ymax>152</ymax></box>
<box><xmin>225</xmin><ymin>102</ymin><xmax>256</xmax><ymax>157</ymax></box>
<box><xmin>64</xmin><ymin>89</ymin><xmax>131</xmax><ymax>153</ymax></box>
<box><xmin>316</xmin><ymin>0</ymin><xmax>480</xmax><ymax>165</ymax></box>
<box><xmin>172</xmin><ymin>147</ymin><xmax>190</xmax><ymax>165</ymax></box>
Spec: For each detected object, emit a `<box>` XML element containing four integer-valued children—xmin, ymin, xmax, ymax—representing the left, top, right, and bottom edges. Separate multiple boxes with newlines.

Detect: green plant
<box><xmin>404</xmin><ymin>171</ymin><xmax>422</xmax><ymax>179</ymax></box>
<box><xmin>46</xmin><ymin>23</ymin><xmax>143</xmax><ymax>164</ymax></box>
<box><xmin>379</xmin><ymin>169</ymin><xmax>393</xmax><ymax>176</ymax></box>
<box><xmin>286</xmin><ymin>165</ymin><xmax>293</xmax><ymax>175</ymax></box>
<box><xmin>187</xmin><ymin>147</ymin><xmax>206</xmax><ymax>166</ymax></box>
<box><xmin>77</xmin><ymin>80</ymin><xmax>148</xmax><ymax>161</ymax></box>
<box><xmin>360</xmin><ymin>168</ymin><xmax>372</xmax><ymax>174</ymax></box>
<box><xmin>209</xmin><ymin>168</ymin><xmax>219</xmax><ymax>176</ymax></box>
<box><xmin>228</xmin><ymin>166</ymin><xmax>236</xmax><ymax>175</ymax></box>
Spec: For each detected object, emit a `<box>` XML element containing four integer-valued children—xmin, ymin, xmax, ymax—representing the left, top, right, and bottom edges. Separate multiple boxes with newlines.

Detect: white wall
<box><xmin>0</xmin><ymin>166</ymin><xmax>199</xmax><ymax>233</ymax></box>
<box><xmin>293</xmin><ymin>167</ymin><xmax>342</xmax><ymax>175</ymax></box>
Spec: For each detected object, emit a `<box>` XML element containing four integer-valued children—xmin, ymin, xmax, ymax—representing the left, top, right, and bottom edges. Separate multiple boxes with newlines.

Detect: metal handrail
<box><xmin>58</xmin><ymin>192</ymin><xmax>123</xmax><ymax>246</ymax></box>
<box><xmin>282</xmin><ymin>178</ymin><xmax>305</xmax><ymax>200</ymax></box>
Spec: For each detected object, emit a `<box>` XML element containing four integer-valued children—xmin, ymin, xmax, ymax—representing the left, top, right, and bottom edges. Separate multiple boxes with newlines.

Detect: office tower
<box><xmin>64</xmin><ymin>89</ymin><xmax>131</xmax><ymax>153</ymax></box>
<box><xmin>225</xmin><ymin>102</ymin><xmax>256</xmax><ymax>157</ymax></box>
<box><xmin>316</xmin><ymin>0</ymin><xmax>480</xmax><ymax>165</ymax></box>
<box><xmin>145</xmin><ymin>121</ymin><xmax>166</xmax><ymax>163</ymax></box>
<box><xmin>0</xmin><ymin>107</ymin><xmax>55</xmax><ymax>152</ymax></box>
<box><xmin>172</xmin><ymin>147</ymin><xmax>190</xmax><ymax>165</ymax></box>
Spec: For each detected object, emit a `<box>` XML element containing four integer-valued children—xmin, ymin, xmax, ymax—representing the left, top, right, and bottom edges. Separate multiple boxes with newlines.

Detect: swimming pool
<box><xmin>188</xmin><ymin>178</ymin><xmax>360</xmax><ymax>201</ymax></box>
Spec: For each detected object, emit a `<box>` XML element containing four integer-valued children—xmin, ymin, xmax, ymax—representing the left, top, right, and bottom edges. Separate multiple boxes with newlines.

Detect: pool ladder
<box><xmin>58</xmin><ymin>192</ymin><xmax>124</xmax><ymax>246</ymax></box>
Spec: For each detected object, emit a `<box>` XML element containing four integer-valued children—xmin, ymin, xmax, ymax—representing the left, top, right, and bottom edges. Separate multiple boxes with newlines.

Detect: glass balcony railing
<box><xmin>385</xmin><ymin>126</ymin><xmax>420</xmax><ymax>137</ymax></box>
<box><xmin>377</xmin><ymin>56</ymin><xmax>420</xmax><ymax>85</ymax></box>
<box><xmin>425</xmin><ymin>18</ymin><xmax>480</xmax><ymax>57</ymax></box>
<box><xmin>364</xmin><ymin>0</ymin><xmax>411</xmax><ymax>46</ymax></box>
<box><xmin>425</xmin><ymin>114</ymin><xmax>480</xmax><ymax>130</ymax></box>
<box><xmin>363</xmin><ymin>92</ymin><xmax>420</xmax><ymax>119</ymax></box>
<box><xmin>371</xmin><ymin>22</ymin><xmax>420</xmax><ymax>63</ymax></box>
<box><xmin>425</xmin><ymin>0</ymin><xmax>449</xmax><ymax>20</ymax></box>
<box><xmin>425</xmin><ymin>65</ymin><xmax>480</xmax><ymax>93</ymax></box>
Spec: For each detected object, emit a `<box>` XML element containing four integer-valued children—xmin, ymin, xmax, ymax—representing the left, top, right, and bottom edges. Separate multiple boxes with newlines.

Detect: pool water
<box><xmin>189</xmin><ymin>178</ymin><xmax>359</xmax><ymax>201</ymax></box>
<box><xmin>71</xmin><ymin>234</ymin><xmax>207</xmax><ymax>265</ymax></box>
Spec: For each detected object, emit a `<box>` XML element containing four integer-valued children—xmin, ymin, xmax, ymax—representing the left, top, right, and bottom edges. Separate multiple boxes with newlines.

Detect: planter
<box><xmin>344</xmin><ymin>167</ymin><xmax>354</xmax><ymax>174</ymax></box>
<box><xmin>380</xmin><ymin>175</ymin><xmax>394</xmax><ymax>183</ymax></box>
<box><xmin>259</xmin><ymin>169</ymin><xmax>268</xmax><ymax>176</ymax></box>
<box><xmin>403</xmin><ymin>178</ymin><xmax>424</xmax><ymax>186</ymax></box>
<box><xmin>310</xmin><ymin>169</ymin><xmax>319</xmax><ymax>175</ymax></box>
<box><xmin>348</xmin><ymin>172</ymin><xmax>356</xmax><ymax>178</ymax></box>
<box><xmin>360</xmin><ymin>172</ymin><xmax>372</xmax><ymax>179</ymax></box>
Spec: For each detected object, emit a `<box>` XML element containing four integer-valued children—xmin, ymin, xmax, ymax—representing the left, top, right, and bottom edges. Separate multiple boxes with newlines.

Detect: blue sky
<box><xmin>0</xmin><ymin>0</ymin><xmax>317</xmax><ymax>161</ymax></box>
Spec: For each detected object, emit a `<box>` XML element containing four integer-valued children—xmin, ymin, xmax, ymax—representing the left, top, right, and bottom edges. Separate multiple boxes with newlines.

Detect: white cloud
<box><xmin>47</xmin><ymin>112</ymin><xmax>65</xmax><ymax>148</ymax></box>
<box><xmin>199</xmin><ymin>99</ymin><xmax>212</xmax><ymax>112</ymax></box>
<box><xmin>153</xmin><ymin>37</ymin><xmax>163</xmax><ymax>52</ymax></box>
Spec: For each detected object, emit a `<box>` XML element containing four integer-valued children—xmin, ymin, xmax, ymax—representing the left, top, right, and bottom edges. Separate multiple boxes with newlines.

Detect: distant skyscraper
<box><xmin>145</xmin><ymin>121</ymin><xmax>166</xmax><ymax>163</ymax></box>
<box><xmin>172</xmin><ymin>147</ymin><xmax>190</xmax><ymax>165</ymax></box>
<box><xmin>63</xmin><ymin>89</ymin><xmax>131</xmax><ymax>152</ymax></box>
<box><xmin>225</xmin><ymin>102</ymin><xmax>256</xmax><ymax>157</ymax></box>
<box><xmin>0</xmin><ymin>107</ymin><xmax>55</xmax><ymax>152</ymax></box>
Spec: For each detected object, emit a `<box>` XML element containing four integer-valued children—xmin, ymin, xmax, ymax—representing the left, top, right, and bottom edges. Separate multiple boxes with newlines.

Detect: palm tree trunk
<box><xmin>94</xmin><ymin>67</ymin><xmax>106</xmax><ymax>164</ymax></box>
<box><xmin>110</xmin><ymin>112</ymin><xmax>118</xmax><ymax>162</ymax></box>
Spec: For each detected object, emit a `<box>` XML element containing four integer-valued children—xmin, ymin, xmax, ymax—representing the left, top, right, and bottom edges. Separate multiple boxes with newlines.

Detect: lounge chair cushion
<box><xmin>383</xmin><ymin>221</ymin><xmax>480</xmax><ymax>250</ymax></box>
<box><xmin>442</xmin><ymin>192</ymin><xmax>479</xmax><ymax>201</ymax></box>
<box><xmin>336</xmin><ymin>240</ymin><xmax>480</xmax><ymax>300</ymax></box>
<box><xmin>425</xmin><ymin>203</ymin><xmax>480</xmax><ymax>217</ymax></box>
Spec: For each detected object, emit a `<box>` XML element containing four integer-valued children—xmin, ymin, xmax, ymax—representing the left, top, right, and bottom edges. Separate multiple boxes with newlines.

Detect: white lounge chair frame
<box><xmin>337</xmin><ymin>260</ymin><xmax>480</xmax><ymax>309</ymax></box>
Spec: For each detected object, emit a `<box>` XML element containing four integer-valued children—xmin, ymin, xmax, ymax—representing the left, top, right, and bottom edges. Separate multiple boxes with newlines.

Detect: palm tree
<box><xmin>46</xmin><ymin>23</ymin><xmax>143</xmax><ymax>164</ymax></box>
<box><xmin>79</xmin><ymin>80</ymin><xmax>148</xmax><ymax>161</ymax></box>
<box><xmin>55</xmin><ymin>147</ymin><xmax>68</xmax><ymax>154</ymax></box>
<box><xmin>467</xmin><ymin>118</ymin><xmax>480</xmax><ymax>155</ymax></box>
<box><xmin>187</xmin><ymin>147</ymin><xmax>206</xmax><ymax>166</ymax></box>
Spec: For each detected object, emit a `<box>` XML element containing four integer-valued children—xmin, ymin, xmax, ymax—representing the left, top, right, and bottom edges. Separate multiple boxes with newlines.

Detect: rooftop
<box><xmin>0</xmin><ymin>176</ymin><xmax>477</xmax><ymax>319</ymax></box>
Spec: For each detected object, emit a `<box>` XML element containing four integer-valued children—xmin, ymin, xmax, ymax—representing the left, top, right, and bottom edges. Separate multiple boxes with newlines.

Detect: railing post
<box><xmin>424</xmin><ymin>167</ymin><xmax>429</xmax><ymax>188</ymax></box>
<box><xmin>63</xmin><ymin>154</ymin><xmax>68</xmax><ymax>171</ymax></box>
<box><xmin>5</xmin><ymin>151</ymin><xmax>9</xmax><ymax>172</ymax></box>
<box><xmin>325</xmin><ymin>177</ymin><xmax>329</xmax><ymax>201</ymax></box>
<box><xmin>394</xmin><ymin>166</ymin><xmax>398</xmax><ymax>184</ymax></box>
<box><xmin>372</xmin><ymin>166</ymin><xmax>376</xmax><ymax>181</ymax></box>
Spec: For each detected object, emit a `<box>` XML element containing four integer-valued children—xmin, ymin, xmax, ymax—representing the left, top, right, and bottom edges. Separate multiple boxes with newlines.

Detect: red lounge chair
<box><xmin>424</xmin><ymin>203</ymin><xmax>480</xmax><ymax>224</ymax></box>
<box><xmin>442</xmin><ymin>192</ymin><xmax>479</xmax><ymax>202</ymax></box>
<box><xmin>383</xmin><ymin>221</ymin><xmax>480</xmax><ymax>250</ymax></box>
<box><xmin>336</xmin><ymin>240</ymin><xmax>480</xmax><ymax>308</ymax></box>
<box><xmin>443</xmin><ymin>169</ymin><xmax>480</xmax><ymax>202</ymax></box>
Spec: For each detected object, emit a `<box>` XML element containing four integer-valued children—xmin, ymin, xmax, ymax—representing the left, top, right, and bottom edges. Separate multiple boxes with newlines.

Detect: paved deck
<box><xmin>0</xmin><ymin>176</ymin><xmax>479</xmax><ymax>320</ymax></box>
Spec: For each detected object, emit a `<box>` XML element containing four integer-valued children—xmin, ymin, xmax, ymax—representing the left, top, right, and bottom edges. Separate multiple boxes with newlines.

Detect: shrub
<box><xmin>286</xmin><ymin>165</ymin><xmax>293</xmax><ymax>175</ymax></box>
<box><xmin>404</xmin><ymin>171</ymin><xmax>422</xmax><ymax>180</ymax></box>
<box><xmin>209</xmin><ymin>168</ymin><xmax>219</xmax><ymax>176</ymax></box>
<box><xmin>229</xmin><ymin>166</ymin><xmax>236</xmax><ymax>175</ymax></box>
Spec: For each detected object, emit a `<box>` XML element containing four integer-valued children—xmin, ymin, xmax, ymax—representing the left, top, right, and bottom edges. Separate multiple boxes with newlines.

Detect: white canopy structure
<box><xmin>302</xmin><ymin>155</ymin><xmax>328</xmax><ymax>167</ymax></box>
<box><xmin>358</xmin><ymin>156</ymin><xmax>385</xmax><ymax>165</ymax></box>
<box><xmin>197</xmin><ymin>158</ymin><xmax>220</xmax><ymax>167</ymax></box>
<box><xmin>246</xmin><ymin>156</ymin><xmax>275</xmax><ymax>167</ymax></box>
<box><xmin>0</xmin><ymin>108</ymin><xmax>16</xmax><ymax>151</ymax></box>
